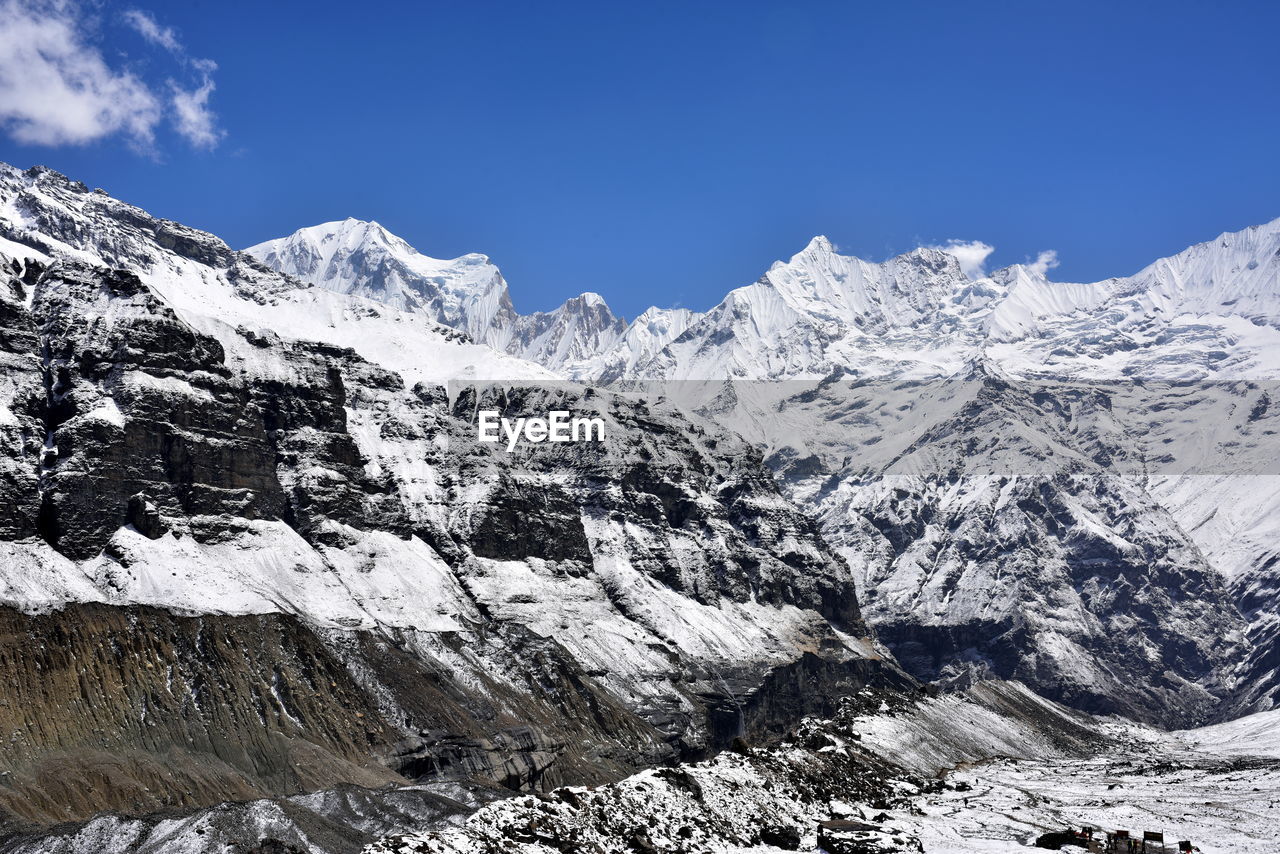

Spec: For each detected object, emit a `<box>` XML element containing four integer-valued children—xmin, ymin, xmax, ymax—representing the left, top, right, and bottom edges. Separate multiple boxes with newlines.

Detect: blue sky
<box><xmin>1</xmin><ymin>1</ymin><xmax>1277</xmax><ymax>317</ymax></box>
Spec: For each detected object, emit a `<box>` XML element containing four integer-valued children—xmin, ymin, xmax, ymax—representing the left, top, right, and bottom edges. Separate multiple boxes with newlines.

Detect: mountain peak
<box><xmin>570</xmin><ymin>291</ymin><xmax>608</xmax><ymax>307</ymax></box>
<box><xmin>804</xmin><ymin>235</ymin><xmax>836</xmax><ymax>253</ymax></box>
<box><xmin>244</xmin><ymin>219</ymin><xmax>511</xmax><ymax>334</ymax></box>
<box><xmin>302</xmin><ymin>217</ymin><xmax>394</xmax><ymax>245</ymax></box>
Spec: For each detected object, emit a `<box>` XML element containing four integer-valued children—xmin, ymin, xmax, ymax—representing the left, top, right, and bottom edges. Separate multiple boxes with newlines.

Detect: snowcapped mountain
<box><xmin>634</xmin><ymin>237</ymin><xmax>992</xmax><ymax>381</ymax></box>
<box><xmin>622</xmin><ymin>222</ymin><xmax>1280</xmax><ymax>724</ymax></box>
<box><xmin>0</xmin><ymin>170</ymin><xmax>554</xmax><ymax>387</ymax></box>
<box><xmin>627</xmin><ymin>218</ymin><xmax>1280</xmax><ymax>382</ymax></box>
<box><xmin>247</xmin><ymin>219</ymin><xmax>701</xmax><ymax>379</ymax></box>
<box><xmin>3</xmin><ymin>157</ymin><xmax>1279</xmax><ymax>850</ymax></box>
<box><xmin>245</xmin><ymin>218</ymin><xmax>520</xmax><ymax>346</ymax></box>
<box><xmin>245</xmin><ymin>208</ymin><xmax>1280</xmax><ymax>723</ymax></box>
<box><xmin>0</xmin><ymin>163</ymin><xmax>897</xmax><ymax>845</ymax></box>
<box><xmin>252</xmin><ymin>212</ymin><xmax>1280</xmax><ymax>386</ymax></box>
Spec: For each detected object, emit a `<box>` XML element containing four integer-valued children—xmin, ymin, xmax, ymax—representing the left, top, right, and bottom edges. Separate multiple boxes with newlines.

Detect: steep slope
<box><xmin>0</xmin><ymin>164</ymin><xmax>898</xmax><ymax>845</ymax></box>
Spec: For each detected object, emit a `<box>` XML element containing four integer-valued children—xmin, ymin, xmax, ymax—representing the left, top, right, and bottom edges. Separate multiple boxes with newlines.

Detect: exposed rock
<box><xmin>0</xmin><ymin>162</ymin><xmax>893</xmax><ymax>843</ymax></box>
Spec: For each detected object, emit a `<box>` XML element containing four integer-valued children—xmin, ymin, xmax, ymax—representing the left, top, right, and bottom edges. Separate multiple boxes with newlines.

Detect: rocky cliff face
<box><xmin>752</xmin><ymin>367</ymin><xmax>1246</xmax><ymax>725</ymax></box>
<box><xmin>253</xmin><ymin>208</ymin><xmax>1280</xmax><ymax>727</ymax></box>
<box><xmin>0</xmin><ymin>164</ymin><xmax>895</xmax><ymax>845</ymax></box>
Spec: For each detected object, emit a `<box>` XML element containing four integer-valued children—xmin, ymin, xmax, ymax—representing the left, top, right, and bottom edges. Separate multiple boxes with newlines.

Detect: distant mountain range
<box><xmin>250</xmin><ymin>213</ymin><xmax>1280</xmax><ymax>384</ymax></box>
<box><xmin>249</xmin><ymin>207</ymin><xmax>1280</xmax><ymax>725</ymax></box>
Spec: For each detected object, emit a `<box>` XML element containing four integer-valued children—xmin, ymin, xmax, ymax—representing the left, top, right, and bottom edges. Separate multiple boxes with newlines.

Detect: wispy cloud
<box><xmin>121</xmin><ymin>7</ymin><xmax>179</xmax><ymax>54</ymax></box>
<box><xmin>170</xmin><ymin>74</ymin><xmax>221</xmax><ymax>149</ymax></box>
<box><xmin>1027</xmin><ymin>249</ymin><xmax>1060</xmax><ymax>276</ymax></box>
<box><xmin>123</xmin><ymin>6</ymin><xmax>224</xmax><ymax>150</ymax></box>
<box><xmin>0</xmin><ymin>1</ymin><xmax>223</xmax><ymax>151</ymax></box>
<box><xmin>929</xmin><ymin>239</ymin><xmax>996</xmax><ymax>280</ymax></box>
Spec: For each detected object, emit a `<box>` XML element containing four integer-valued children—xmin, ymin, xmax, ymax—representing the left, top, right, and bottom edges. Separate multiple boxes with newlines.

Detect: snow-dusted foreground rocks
<box><xmin>364</xmin><ymin>683</ymin><xmax>1280</xmax><ymax>854</ymax></box>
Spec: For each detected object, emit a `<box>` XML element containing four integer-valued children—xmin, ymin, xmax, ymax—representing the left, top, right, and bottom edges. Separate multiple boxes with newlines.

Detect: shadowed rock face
<box><xmin>24</xmin><ymin>261</ymin><xmax>287</xmax><ymax>557</ymax></box>
<box><xmin>0</xmin><ymin>604</ymin><xmax>398</xmax><ymax>828</ymax></box>
<box><xmin>757</xmin><ymin>369</ymin><xmax>1246</xmax><ymax>727</ymax></box>
<box><xmin>0</xmin><ymin>163</ymin><xmax>892</xmax><ymax>842</ymax></box>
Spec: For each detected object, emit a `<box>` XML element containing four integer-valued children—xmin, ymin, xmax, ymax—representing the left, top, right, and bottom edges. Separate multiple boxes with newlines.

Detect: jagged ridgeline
<box><xmin>0</xmin><ymin>163</ymin><xmax>901</xmax><ymax>836</ymax></box>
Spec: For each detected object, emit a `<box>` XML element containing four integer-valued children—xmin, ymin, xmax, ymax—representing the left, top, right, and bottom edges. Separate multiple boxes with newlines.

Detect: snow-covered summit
<box><xmin>638</xmin><ymin>217</ymin><xmax>1280</xmax><ymax>381</ymax></box>
<box><xmin>245</xmin><ymin>217</ymin><xmax>516</xmax><ymax>343</ymax></box>
<box><xmin>245</xmin><ymin>208</ymin><xmax>1280</xmax><ymax>387</ymax></box>
<box><xmin>247</xmin><ymin>213</ymin><xmax>1280</xmax><ymax>384</ymax></box>
<box><xmin>247</xmin><ymin>219</ymin><xmax>699</xmax><ymax>379</ymax></box>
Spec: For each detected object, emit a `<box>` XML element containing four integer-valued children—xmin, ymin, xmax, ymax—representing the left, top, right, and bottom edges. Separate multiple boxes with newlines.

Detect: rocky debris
<box><xmin>365</xmin><ymin>680</ymin><xmax>1280</xmax><ymax>854</ymax></box>
<box><xmin>817</xmin><ymin>819</ymin><xmax>924</xmax><ymax>853</ymax></box>
<box><xmin>758</xmin><ymin>824</ymin><xmax>802</xmax><ymax>849</ymax></box>
<box><xmin>0</xmin><ymin>782</ymin><xmax>490</xmax><ymax>854</ymax></box>
<box><xmin>361</xmin><ymin>681</ymin><xmax>1104</xmax><ymax>854</ymax></box>
<box><xmin>363</xmin><ymin>737</ymin><xmax>915</xmax><ymax>854</ymax></box>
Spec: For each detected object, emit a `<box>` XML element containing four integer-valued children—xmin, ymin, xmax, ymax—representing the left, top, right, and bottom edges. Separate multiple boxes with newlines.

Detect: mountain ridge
<box><xmin>247</xmin><ymin>213</ymin><xmax>1280</xmax><ymax>383</ymax></box>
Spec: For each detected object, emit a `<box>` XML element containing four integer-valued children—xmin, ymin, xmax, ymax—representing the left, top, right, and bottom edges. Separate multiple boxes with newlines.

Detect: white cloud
<box><xmin>1027</xmin><ymin>249</ymin><xmax>1060</xmax><ymax>276</ymax></box>
<box><xmin>0</xmin><ymin>0</ymin><xmax>160</xmax><ymax>146</ymax></box>
<box><xmin>170</xmin><ymin>75</ymin><xmax>222</xmax><ymax>149</ymax></box>
<box><xmin>121</xmin><ymin>7</ymin><xmax>179</xmax><ymax>54</ymax></box>
<box><xmin>930</xmin><ymin>239</ymin><xmax>996</xmax><ymax>280</ymax></box>
<box><xmin>0</xmin><ymin>1</ymin><xmax>222</xmax><ymax>150</ymax></box>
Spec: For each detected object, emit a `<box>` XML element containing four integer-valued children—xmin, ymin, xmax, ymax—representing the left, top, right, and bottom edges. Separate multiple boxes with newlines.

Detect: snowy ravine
<box><xmin>363</xmin><ymin>682</ymin><xmax>1280</xmax><ymax>854</ymax></box>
